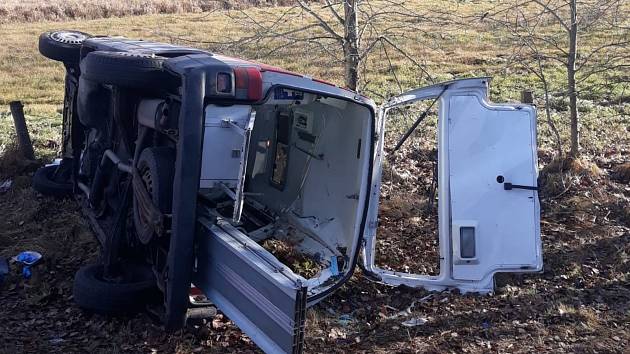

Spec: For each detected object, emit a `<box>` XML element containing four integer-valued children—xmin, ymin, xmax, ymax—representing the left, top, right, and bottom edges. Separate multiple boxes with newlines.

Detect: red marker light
<box><xmin>245</xmin><ymin>67</ymin><xmax>263</xmax><ymax>101</ymax></box>
<box><xmin>234</xmin><ymin>66</ymin><xmax>263</xmax><ymax>101</ymax></box>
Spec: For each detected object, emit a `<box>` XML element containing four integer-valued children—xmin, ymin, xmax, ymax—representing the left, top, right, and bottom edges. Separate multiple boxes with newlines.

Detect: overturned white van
<box><xmin>35</xmin><ymin>31</ymin><xmax>542</xmax><ymax>354</ymax></box>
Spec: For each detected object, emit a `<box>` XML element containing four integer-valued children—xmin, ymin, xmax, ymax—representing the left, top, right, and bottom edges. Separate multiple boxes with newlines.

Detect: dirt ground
<box><xmin>0</xmin><ymin>137</ymin><xmax>628</xmax><ymax>353</ymax></box>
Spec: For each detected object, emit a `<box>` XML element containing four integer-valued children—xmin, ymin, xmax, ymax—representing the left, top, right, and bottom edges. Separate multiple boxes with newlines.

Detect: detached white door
<box><xmin>362</xmin><ymin>78</ymin><xmax>542</xmax><ymax>293</ymax></box>
<box><xmin>448</xmin><ymin>94</ymin><xmax>541</xmax><ymax>282</ymax></box>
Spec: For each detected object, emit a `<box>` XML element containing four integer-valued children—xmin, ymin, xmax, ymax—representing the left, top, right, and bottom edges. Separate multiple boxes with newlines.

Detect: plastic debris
<box><xmin>45</xmin><ymin>158</ymin><xmax>62</xmax><ymax>167</ymax></box>
<box><xmin>337</xmin><ymin>314</ymin><xmax>353</xmax><ymax>327</ymax></box>
<box><xmin>330</xmin><ymin>256</ymin><xmax>339</xmax><ymax>276</ymax></box>
<box><xmin>386</xmin><ymin>294</ymin><xmax>433</xmax><ymax>320</ymax></box>
<box><xmin>14</xmin><ymin>251</ymin><xmax>42</xmax><ymax>279</ymax></box>
<box><xmin>401</xmin><ymin>317</ymin><xmax>427</xmax><ymax>327</ymax></box>
<box><xmin>0</xmin><ymin>179</ymin><xmax>12</xmax><ymax>194</ymax></box>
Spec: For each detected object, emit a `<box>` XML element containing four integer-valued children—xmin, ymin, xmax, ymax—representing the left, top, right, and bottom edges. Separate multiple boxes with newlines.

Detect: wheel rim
<box><xmin>51</xmin><ymin>31</ymin><xmax>89</xmax><ymax>45</ymax></box>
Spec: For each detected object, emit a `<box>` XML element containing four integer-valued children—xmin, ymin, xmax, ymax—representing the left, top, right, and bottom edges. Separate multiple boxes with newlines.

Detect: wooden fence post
<box><xmin>9</xmin><ymin>101</ymin><xmax>36</xmax><ymax>160</ymax></box>
<box><xmin>521</xmin><ymin>90</ymin><xmax>534</xmax><ymax>104</ymax></box>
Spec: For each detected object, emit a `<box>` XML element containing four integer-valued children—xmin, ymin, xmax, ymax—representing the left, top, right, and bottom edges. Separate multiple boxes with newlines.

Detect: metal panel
<box><xmin>362</xmin><ymin>78</ymin><xmax>542</xmax><ymax>293</ymax></box>
<box><xmin>448</xmin><ymin>94</ymin><xmax>541</xmax><ymax>281</ymax></box>
<box><xmin>194</xmin><ymin>218</ymin><xmax>307</xmax><ymax>354</ymax></box>
<box><xmin>200</xmin><ymin>105</ymin><xmax>253</xmax><ymax>188</ymax></box>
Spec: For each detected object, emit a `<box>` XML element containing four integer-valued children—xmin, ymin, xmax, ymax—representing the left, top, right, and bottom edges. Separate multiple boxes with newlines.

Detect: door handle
<box><xmin>503</xmin><ymin>182</ymin><xmax>538</xmax><ymax>191</ymax></box>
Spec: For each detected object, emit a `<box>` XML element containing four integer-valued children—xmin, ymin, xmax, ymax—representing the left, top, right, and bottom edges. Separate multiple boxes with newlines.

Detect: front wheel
<box><xmin>39</xmin><ymin>30</ymin><xmax>91</xmax><ymax>64</ymax></box>
<box><xmin>73</xmin><ymin>263</ymin><xmax>157</xmax><ymax>314</ymax></box>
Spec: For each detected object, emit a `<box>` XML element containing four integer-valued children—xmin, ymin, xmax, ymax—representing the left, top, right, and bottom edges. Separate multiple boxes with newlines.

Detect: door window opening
<box><xmin>375</xmin><ymin>101</ymin><xmax>441</xmax><ymax>276</ymax></box>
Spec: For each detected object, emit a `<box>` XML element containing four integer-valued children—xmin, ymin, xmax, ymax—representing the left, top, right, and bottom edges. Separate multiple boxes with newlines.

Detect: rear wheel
<box><xmin>32</xmin><ymin>164</ymin><xmax>73</xmax><ymax>198</ymax></box>
<box><xmin>80</xmin><ymin>51</ymin><xmax>179</xmax><ymax>90</ymax></box>
<box><xmin>39</xmin><ymin>30</ymin><xmax>91</xmax><ymax>64</ymax></box>
<box><xmin>73</xmin><ymin>263</ymin><xmax>157</xmax><ymax>314</ymax></box>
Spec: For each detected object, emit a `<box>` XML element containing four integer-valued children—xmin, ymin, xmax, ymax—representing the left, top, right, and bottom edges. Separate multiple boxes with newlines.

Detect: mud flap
<box><xmin>194</xmin><ymin>217</ymin><xmax>307</xmax><ymax>354</ymax></box>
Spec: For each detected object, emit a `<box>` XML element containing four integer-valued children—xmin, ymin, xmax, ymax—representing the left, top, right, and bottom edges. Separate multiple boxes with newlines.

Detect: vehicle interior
<box><xmin>200</xmin><ymin>91</ymin><xmax>373</xmax><ymax>294</ymax></box>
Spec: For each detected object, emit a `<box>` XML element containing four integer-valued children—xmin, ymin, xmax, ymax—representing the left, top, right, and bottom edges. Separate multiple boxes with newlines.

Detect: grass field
<box><xmin>0</xmin><ymin>1</ymin><xmax>627</xmax><ymax>159</ymax></box>
<box><xmin>0</xmin><ymin>0</ymin><xmax>295</xmax><ymax>23</ymax></box>
<box><xmin>0</xmin><ymin>1</ymin><xmax>629</xmax><ymax>353</ymax></box>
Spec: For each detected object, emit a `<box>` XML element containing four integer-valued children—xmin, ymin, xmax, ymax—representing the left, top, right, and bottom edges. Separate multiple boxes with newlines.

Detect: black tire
<box><xmin>80</xmin><ymin>51</ymin><xmax>179</xmax><ymax>90</ymax></box>
<box><xmin>39</xmin><ymin>30</ymin><xmax>91</xmax><ymax>64</ymax></box>
<box><xmin>32</xmin><ymin>165</ymin><xmax>73</xmax><ymax>198</ymax></box>
<box><xmin>73</xmin><ymin>263</ymin><xmax>157</xmax><ymax>314</ymax></box>
<box><xmin>134</xmin><ymin>147</ymin><xmax>176</xmax><ymax>245</ymax></box>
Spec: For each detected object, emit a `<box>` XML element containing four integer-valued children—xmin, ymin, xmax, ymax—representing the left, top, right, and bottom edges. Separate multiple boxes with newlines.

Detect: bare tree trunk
<box><xmin>568</xmin><ymin>0</ymin><xmax>579</xmax><ymax>157</ymax></box>
<box><xmin>343</xmin><ymin>0</ymin><xmax>360</xmax><ymax>91</ymax></box>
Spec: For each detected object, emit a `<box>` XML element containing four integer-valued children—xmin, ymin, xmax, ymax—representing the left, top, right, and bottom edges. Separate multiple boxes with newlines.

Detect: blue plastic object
<box><xmin>330</xmin><ymin>256</ymin><xmax>339</xmax><ymax>276</ymax></box>
<box><xmin>15</xmin><ymin>251</ymin><xmax>42</xmax><ymax>279</ymax></box>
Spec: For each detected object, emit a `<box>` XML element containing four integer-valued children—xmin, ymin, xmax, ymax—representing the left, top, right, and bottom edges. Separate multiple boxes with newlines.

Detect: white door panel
<box><xmin>448</xmin><ymin>95</ymin><xmax>540</xmax><ymax>281</ymax></box>
<box><xmin>362</xmin><ymin>78</ymin><xmax>542</xmax><ymax>293</ymax></box>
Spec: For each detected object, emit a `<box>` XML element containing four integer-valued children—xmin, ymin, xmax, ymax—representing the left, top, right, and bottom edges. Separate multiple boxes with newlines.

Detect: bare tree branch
<box><xmin>323</xmin><ymin>0</ymin><xmax>345</xmax><ymax>25</ymax></box>
<box><xmin>379</xmin><ymin>36</ymin><xmax>435</xmax><ymax>84</ymax></box>
<box><xmin>296</xmin><ymin>0</ymin><xmax>344</xmax><ymax>43</ymax></box>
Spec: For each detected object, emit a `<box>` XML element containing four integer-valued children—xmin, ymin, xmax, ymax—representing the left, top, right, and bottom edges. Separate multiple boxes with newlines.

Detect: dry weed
<box><xmin>0</xmin><ymin>139</ymin><xmax>39</xmax><ymax>180</ymax></box>
<box><xmin>539</xmin><ymin>156</ymin><xmax>604</xmax><ymax>198</ymax></box>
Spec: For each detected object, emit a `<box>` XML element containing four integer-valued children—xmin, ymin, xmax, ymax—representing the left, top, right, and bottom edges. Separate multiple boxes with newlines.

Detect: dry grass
<box><xmin>0</xmin><ymin>0</ymin><xmax>295</xmax><ymax>24</ymax></box>
<box><xmin>0</xmin><ymin>140</ymin><xmax>40</xmax><ymax>180</ymax></box>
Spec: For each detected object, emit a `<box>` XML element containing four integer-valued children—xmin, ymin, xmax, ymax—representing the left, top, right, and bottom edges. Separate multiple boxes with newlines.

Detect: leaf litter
<box><xmin>0</xmin><ymin>132</ymin><xmax>628</xmax><ymax>353</ymax></box>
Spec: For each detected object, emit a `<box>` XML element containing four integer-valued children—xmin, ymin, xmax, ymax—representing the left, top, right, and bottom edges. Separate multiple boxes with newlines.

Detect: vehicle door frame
<box><xmin>361</xmin><ymin>77</ymin><xmax>542</xmax><ymax>293</ymax></box>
